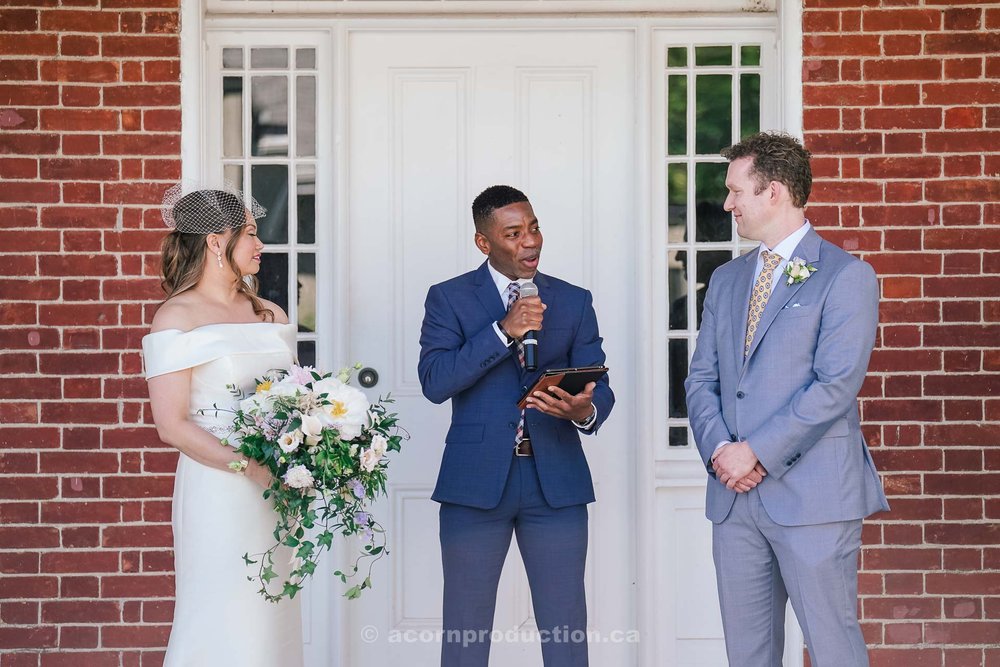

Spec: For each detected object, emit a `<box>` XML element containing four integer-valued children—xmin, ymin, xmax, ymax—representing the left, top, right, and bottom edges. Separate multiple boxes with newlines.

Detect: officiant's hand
<box><xmin>525</xmin><ymin>381</ymin><xmax>595</xmax><ymax>422</ymax></box>
<box><xmin>500</xmin><ymin>296</ymin><xmax>546</xmax><ymax>340</ymax></box>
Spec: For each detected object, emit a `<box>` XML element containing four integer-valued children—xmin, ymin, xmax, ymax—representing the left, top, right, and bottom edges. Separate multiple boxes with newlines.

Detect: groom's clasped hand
<box><xmin>711</xmin><ymin>441</ymin><xmax>767</xmax><ymax>493</ymax></box>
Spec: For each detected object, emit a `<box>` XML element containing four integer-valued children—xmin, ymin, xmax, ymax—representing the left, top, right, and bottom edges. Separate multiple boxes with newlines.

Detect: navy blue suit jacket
<box><xmin>418</xmin><ymin>261</ymin><xmax>614</xmax><ymax>510</ymax></box>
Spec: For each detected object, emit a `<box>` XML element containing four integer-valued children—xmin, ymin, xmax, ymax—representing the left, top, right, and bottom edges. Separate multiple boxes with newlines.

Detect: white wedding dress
<box><xmin>143</xmin><ymin>322</ymin><xmax>304</xmax><ymax>666</ymax></box>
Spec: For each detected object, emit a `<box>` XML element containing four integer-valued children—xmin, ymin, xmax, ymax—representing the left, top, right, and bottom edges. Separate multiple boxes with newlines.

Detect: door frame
<box><xmin>182</xmin><ymin>5</ymin><xmax>805</xmax><ymax>666</ymax></box>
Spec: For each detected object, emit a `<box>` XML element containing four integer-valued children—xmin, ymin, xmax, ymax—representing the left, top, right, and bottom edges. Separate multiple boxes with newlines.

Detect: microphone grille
<box><xmin>519</xmin><ymin>281</ymin><xmax>538</xmax><ymax>298</ymax></box>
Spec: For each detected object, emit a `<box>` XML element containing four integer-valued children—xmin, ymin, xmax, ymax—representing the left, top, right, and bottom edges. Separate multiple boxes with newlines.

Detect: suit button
<box><xmin>736</xmin><ymin>391</ymin><xmax>745</xmax><ymax>399</ymax></box>
<box><xmin>521</xmin><ymin>386</ymin><xmax>528</xmax><ymax>392</ymax></box>
<box><xmin>730</xmin><ymin>434</ymin><xmax>737</xmax><ymax>441</ymax></box>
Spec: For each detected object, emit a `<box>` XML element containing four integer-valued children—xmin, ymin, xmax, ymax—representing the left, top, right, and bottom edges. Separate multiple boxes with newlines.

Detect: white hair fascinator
<box><xmin>160</xmin><ymin>180</ymin><xmax>266</xmax><ymax>234</ymax></box>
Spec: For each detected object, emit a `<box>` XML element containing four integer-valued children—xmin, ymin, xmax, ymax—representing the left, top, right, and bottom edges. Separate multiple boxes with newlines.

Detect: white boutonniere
<box><xmin>783</xmin><ymin>257</ymin><xmax>817</xmax><ymax>285</ymax></box>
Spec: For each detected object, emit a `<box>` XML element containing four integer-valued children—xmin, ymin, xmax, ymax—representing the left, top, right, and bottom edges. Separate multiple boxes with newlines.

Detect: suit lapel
<box><xmin>474</xmin><ymin>261</ymin><xmax>507</xmax><ymax>323</ymax></box>
<box><xmin>744</xmin><ymin>227</ymin><xmax>823</xmax><ymax>363</ymax></box>
<box><xmin>732</xmin><ymin>249</ymin><xmax>758</xmax><ymax>369</ymax></box>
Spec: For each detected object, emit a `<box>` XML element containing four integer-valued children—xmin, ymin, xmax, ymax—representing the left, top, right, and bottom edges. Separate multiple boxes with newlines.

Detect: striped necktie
<box><xmin>506</xmin><ymin>281</ymin><xmax>527</xmax><ymax>444</ymax></box>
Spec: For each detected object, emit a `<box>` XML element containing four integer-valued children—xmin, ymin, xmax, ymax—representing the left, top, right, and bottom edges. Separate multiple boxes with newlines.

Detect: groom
<box><xmin>418</xmin><ymin>185</ymin><xmax>614</xmax><ymax>666</ymax></box>
<box><xmin>685</xmin><ymin>132</ymin><xmax>889</xmax><ymax>666</ymax></box>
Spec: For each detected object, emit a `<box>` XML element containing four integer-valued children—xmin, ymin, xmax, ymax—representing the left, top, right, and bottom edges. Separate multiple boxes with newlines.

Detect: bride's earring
<box><xmin>216</xmin><ymin>252</ymin><xmax>223</xmax><ymax>269</ymax></box>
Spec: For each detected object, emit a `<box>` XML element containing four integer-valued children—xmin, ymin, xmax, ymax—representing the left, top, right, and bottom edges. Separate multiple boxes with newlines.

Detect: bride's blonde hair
<box><xmin>159</xmin><ymin>190</ymin><xmax>274</xmax><ymax>322</ymax></box>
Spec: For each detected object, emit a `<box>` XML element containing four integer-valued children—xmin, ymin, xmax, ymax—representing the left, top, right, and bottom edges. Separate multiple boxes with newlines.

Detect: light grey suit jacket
<box><xmin>686</xmin><ymin>227</ymin><xmax>889</xmax><ymax>526</ymax></box>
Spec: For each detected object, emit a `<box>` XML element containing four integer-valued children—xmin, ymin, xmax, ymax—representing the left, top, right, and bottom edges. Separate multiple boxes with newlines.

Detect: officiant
<box><xmin>417</xmin><ymin>185</ymin><xmax>615</xmax><ymax>667</ymax></box>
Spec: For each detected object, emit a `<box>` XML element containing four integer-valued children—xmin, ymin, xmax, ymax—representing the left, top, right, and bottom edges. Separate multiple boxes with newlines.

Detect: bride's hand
<box><xmin>244</xmin><ymin>460</ymin><xmax>275</xmax><ymax>490</ymax></box>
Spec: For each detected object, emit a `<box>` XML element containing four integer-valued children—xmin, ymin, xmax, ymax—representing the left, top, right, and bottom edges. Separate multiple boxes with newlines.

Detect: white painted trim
<box><xmin>206</xmin><ymin>0</ymin><xmax>766</xmax><ymax>16</ymax></box>
<box><xmin>180</xmin><ymin>0</ymin><xmax>205</xmax><ymax>182</ymax></box>
<box><xmin>779</xmin><ymin>0</ymin><xmax>804</xmax><ymax>139</ymax></box>
<box><xmin>634</xmin><ymin>25</ymin><xmax>657</xmax><ymax>667</ymax></box>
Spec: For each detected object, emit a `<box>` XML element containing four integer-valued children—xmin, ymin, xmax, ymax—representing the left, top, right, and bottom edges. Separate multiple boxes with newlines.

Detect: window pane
<box><xmin>667</xmin><ymin>162</ymin><xmax>687</xmax><ymax>233</ymax></box>
<box><xmin>224</xmin><ymin>164</ymin><xmax>243</xmax><ymax>193</ymax></box>
<box><xmin>296</xmin><ymin>76</ymin><xmax>316</xmax><ymax>157</ymax></box>
<box><xmin>667</xmin><ymin>75</ymin><xmax>687</xmax><ymax>156</ymax></box>
<box><xmin>251</xmin><ymin>164</ymin><xmax>289</xmax><ymax>244</ymax></box>
<box><xmin>695</xmin><ymin>251</ymin><xmax>731</xmax><ymax>328</ymax></box>
<box><xmin>668</xmin><ymin>250</ymin><xmax>688</xmax><ymax>332</ymax></box>
<box><xmin>222</xmin><ymin>77</ymin><xmax>243</xmax><ymax>158</ymax></box>
<box><xmin>257</xmin><ymin>253</ymin><xmax>288</xmax><ymax>312</ymax></box>
<box><xmin>741</xmin><ymin>45</ymin><xmax>761</xmax><ymax>67</ymax></box>
<box><xmin>298</xmin><ymin>253</ymin><xmax>316</xmax><ymax>333</ymax></box>
<box><xmin>296</xmin><ymin>48</ymin><xmax>316</xmax><ymax>70</ymax></box>
<box><xmin>669</xmin><ymin>426</ymin><xmax>689</xmax><ymax>448</ymax></box>
<box><xmin>297</xmin><ymin>164</ymin><xmax>316</xmax><ymax>245</ymax></box>
<box><xmin>695</xmin><ymin>74</ymin><xmax>731</xmax><ymax>155</ymax></box>
<box><xmin>667</xmin><ymin>47</ymin><xmax>687</xmax><ymax>68</ymax></box>
<box><xmin>695</xmin><ymin>45</ymin><xmax>732</xmax><ymax>67</ymax></box>
<box><xmin>251</xmin><ymin>48</ymin><xmax>288</xmax><ymax>69</ymax></box>
<box><xmin>668</xmin><ymin>339</ymin><xmax>688</xmax><ymax>418</ymax></box>
<box><xmin>694</xmin><ymin>162</ymin><xmax>730</xmax><ymax>242</ymax></box>
<box><xmin>297</xmin><ymin>340</ymin><xmax>316</xmax><ymax>368</ymax></box>
<box><xmin>741</xmin><ymin>73</ymin><xmax>761</xmax><ymax>139</ymax></box>
<box><xmin>223</xmin><ymin>48</ymin><xmax>243</xmax><ymax>69</ymax></box>
<box><xmin>251</xmin><ymin>76</ymin><xmax>288</xmax><ymax>157</ymax></box>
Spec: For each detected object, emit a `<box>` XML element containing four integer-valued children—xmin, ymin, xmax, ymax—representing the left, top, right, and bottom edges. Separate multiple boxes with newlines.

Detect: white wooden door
<box><xmin>344</xmin><ymin>28</ymin><xmax>637</xmax><ymax>666</ymax></box>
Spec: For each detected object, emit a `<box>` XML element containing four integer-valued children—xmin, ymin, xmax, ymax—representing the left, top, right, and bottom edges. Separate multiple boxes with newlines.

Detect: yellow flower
<box><xmin>328</xmin><ymin>400</ymin><xmax>348</xmax><ymax>419</ymax></box>
<box><xmin>256</xmin><ymin>380</ymin><xmax>272</xmax><ymax>393</ymax></box>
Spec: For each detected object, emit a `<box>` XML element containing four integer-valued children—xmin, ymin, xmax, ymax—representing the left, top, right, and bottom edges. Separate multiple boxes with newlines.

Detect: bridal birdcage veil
<box><xmin>160</xmin><ymin>181</ymin><xmax>267</xmax><ymax>234</ymax></box>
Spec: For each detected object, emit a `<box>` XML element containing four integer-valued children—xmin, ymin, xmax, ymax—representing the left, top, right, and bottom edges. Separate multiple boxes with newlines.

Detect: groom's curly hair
<box><xmin>722</xmin><ymin>132</ymin><xmax>812</xmax><ymax>208</ymax></box>
<box><xmin>472</xmin><ymin>185</ymin><xmax>530</xmax><ymax>232</ymax></box>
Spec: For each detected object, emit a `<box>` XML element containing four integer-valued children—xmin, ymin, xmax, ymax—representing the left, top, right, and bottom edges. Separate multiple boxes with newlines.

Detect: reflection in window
<box><xmin>297</xmin><ymin>165</ymin><xmax>316</xmax><ymax>244</ymax></box>
<box><xmin>694</xmin><ymin>163</ymin><xmax>730</xmax><ymax>242</ymax></box>
<box><xmin>297</xmin><ymin>253</ymin><xmax>316</xmax><ymax>333</ymax></box>
<box><xmin>258</xmin><ymin>253</ymin><xmax>289</xmax><ymax>312</ymax></box>
<box><xmin>251</xmin><ymin>76</ymin><xmax>289</xmax><ymax>157</ymax></box>
<box><xmin>251</xmin><ymin>164</ymin><xmax>289</xmax><ymax>244</ymax></box>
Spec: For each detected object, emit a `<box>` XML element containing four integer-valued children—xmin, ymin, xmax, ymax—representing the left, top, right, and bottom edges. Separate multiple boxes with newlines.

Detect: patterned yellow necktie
<box><xmin>744</xmin><ymin>250</ymin><xmax>782</xmax><ymax>357</ymax></box>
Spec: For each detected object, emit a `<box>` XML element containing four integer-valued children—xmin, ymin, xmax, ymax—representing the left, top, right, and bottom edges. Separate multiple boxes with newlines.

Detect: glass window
<box><xmin>218</xmin><ymin>43</ymin><xmax>321</xmax><ymax>366</ymax></box>
<box><xmin>663</xmin><ymin>42</ymin><xmax>764</xmax><ymax>449</ymax></box>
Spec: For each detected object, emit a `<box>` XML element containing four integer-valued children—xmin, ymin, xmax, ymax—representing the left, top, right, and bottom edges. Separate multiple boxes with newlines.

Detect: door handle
<box><xmin>358</xmin><ymin>367</ymin><xmax>379</xmax><ymax>388</ymax></box>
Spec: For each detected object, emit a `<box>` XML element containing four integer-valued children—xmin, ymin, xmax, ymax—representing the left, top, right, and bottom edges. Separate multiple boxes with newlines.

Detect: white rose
<box><xmin>370</xmin><ymin>434</ymin><xmax>388</xmax><ymax>459</ymax></box>
<box><xmin>283</xmin><ymin>464</ymin><xmax>315</xmax><ymax>489</ymax></box>
<box><xmin>300</xmin><ymin>413</ymin><xmax>324</xmax><ymax>439</ymax></box>
<box><xmin>359</xmin><ymin>447</ymin><xmax>380</xmax><ymax>473</ymax></box>
<box><xmin>278</xmin><ymin>429</ymin><xmax>303</xmax><ymax>454</ymax></box>
<box><xmin>313</xmin><ymin>380</ymin><xmax>370</xmax><ymax>441</ymax></box>
<box><xmin>239</xmin><ymin>392</ymin><xmax>269</xmax><ymax>414</ymax></box>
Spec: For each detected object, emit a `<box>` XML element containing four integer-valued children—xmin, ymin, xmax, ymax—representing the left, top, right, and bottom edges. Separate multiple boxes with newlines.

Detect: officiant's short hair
<box><xmin>722</xmin><ymin>132</ymin><xmax>812</xmax><ymax>209</ymax></box>
<box><xmin>472</xmin><ymin>185</ymin><xmax>529</xmax><ymax>232</ymax></box>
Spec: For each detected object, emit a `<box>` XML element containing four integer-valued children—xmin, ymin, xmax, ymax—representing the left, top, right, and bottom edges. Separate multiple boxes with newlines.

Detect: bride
<box><xmin>143</xmin><ymin>187</ymin><xmax>303</xmax><ymax>665</ymax></box>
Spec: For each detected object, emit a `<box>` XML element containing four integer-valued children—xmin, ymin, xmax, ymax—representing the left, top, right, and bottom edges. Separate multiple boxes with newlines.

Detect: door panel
<box><xmin>347</xmin><ymin>28</ymin><xmax>636</xmax><ymax>666</ymax></box>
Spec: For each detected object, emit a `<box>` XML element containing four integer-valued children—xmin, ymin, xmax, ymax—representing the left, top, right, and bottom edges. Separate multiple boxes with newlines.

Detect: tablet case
<box><xmin>517</xmin><ymin>366</ymin><xmax>609</xmax><ymax>409</ymax></box>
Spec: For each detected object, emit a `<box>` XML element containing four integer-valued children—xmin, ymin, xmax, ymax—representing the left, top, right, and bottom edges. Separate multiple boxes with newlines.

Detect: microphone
<box><xmin>519</xmin><ymin>281</ymin><xmax>539</xmax><ymax>372</ymax></box>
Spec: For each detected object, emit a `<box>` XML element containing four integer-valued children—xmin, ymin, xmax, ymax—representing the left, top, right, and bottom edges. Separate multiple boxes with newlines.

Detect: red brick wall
<box><xmin>802</xmin><ymin>1</ymin><xmax>1000</xmax><ymax>665</ymax></box>
<box><xmin>1</xmin><ymin>1</ymin><xmax>998</xmax><ymax>664</ymax></box>
<box><xmin>1</xmin><ymin>0</ymin><xmax>181</xmax><ymax>663</ymax></box>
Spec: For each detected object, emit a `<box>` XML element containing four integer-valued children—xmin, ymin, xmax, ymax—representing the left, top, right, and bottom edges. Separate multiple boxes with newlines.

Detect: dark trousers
<box><xmin>439</xmin><ymin>455</ymin><xmax>589</xmax><ymax>667</ymax></box>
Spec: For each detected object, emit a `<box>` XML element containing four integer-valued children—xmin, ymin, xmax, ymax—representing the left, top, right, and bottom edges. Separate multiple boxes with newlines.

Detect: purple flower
<box><xmin>354</xmin><ymin>511</ymin><xmax>369</xmax><ymax>527</ymax></box>
<box><xmin>348</xmin><ymin>479</ymin><xmax>365</xmax><ymax>499</ymax></box>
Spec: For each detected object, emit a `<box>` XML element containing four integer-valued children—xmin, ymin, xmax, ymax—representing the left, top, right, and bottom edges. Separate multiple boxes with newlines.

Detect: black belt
<box><xmin>514</xmin><ymin>439</ymin><xmax>533</xmax><ymax>457</ymax></box>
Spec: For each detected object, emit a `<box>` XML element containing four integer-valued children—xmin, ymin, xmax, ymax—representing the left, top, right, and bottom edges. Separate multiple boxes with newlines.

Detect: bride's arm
<box><xmin>148</xmin><ymin>370</ymin><xmax>272</xmax><ymax>489</ymax></box>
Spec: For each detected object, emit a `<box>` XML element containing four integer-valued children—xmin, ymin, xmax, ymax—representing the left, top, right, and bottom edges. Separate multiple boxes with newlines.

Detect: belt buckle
<box><xmin>514</xmin><ymin>440</ymin><xmax>532</xmax><ymax>457</ymax></box>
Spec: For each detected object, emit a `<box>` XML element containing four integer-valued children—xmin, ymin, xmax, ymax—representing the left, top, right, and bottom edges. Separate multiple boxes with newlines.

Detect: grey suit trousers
<box><xmin>713</xmin><ymin>489</ymin><xmax>869</xmax><ymax>667</ymax></box>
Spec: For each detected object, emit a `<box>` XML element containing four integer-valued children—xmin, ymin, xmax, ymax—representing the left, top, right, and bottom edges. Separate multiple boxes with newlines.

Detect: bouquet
<box><xmin>215</xmin><ymin>363</ymin><xmax>405</xmax><ymax>602</ymax></box>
